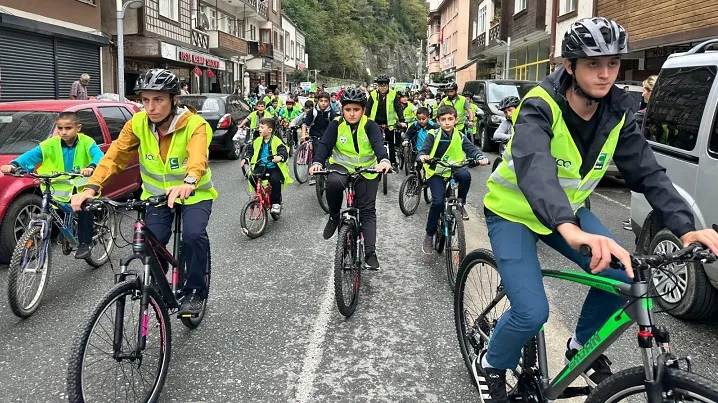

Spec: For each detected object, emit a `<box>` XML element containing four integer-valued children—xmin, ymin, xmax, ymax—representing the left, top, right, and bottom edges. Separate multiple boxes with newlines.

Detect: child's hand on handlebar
<box><xmin>681</xmin><ymin>229</ymin><xmax>718</xmax><ymax>256</ymax></box>
<box><xmin>308</xmin><ymin>164</ymin><xmax>323</xmax><ymax>175</ymax></box>
<box><xmin>375</xmin><ymin>161</ymin><xmax>392</xmax><ymax>173</ymax></box>
<box><xmin>475</xmin><ymin>157</ymin><xmax>490</xmax><ymax>166</ymax></box>
<box><xmin>80</xmin><ymin>167</ymin><xmax>95</xmax><ymax>177</ymax></box>
<box><xmin>0</xmin><ymin>164</ymin><xmax>14</xmax><ymax>174</ymax></box>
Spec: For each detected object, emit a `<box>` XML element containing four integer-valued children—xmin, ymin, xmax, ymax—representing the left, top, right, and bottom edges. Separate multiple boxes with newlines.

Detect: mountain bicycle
<box><xmin>294</xmin><ymin>137</ymin><xmax>314</xmax><ymax>183</ymax></box>
<box><xmin>313</xmin><ymin>167</ymin><xmax>387</xmax><ymax>318</ymax></box>
<box><xmin>5</xmin><ymin>169</ymin><xmax>116</xmax><ymax>318</ymax></box>
<box><xmin>66</xmin><ymin>194</ymin><xmax>211</xmax><ymax>403</ymax></box>
<box><xmin>241</xmin><ymin>157</ymin><xmax>282</xmax><ymax>238</ymax></box>
<box><xmin>454</xmin><ymin>237</ymin><xmax>718</xmax><ymax>402</ymax></box>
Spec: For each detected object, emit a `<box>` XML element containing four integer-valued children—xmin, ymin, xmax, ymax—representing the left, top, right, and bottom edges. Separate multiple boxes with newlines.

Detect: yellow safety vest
<box><xmin>403</xmin><ymin>101</ymin><xmax>416</xmax><ymax>124</ymax></box>
<box><xmin>132</xmin><ymin>111</ymin><xmax>218</xmax><ymax>205</ymax></box>
<box><xmin>37</xmin><ymin>133</ymin><xmax>95</xmax><ymax>202</ymax></box>
<box><xmin>435</xmin><ymin>95</ymin><xmax>468</xmax><ymax>129</ymax></box>
<box><xmin>328</xmin><ymin>115</ymin><xmax>378</xmax><ymax>179</ymax></box>
<box><xmin>249</xmin><ymin>110</ymin><xmax>274</xmax><ymax>129</ymax></box>
<box><xmin>369</xmin><ymin>90</ymin><xmax>399</xmax><ymax>127</ymax></box>
<box><xmin>423</xmin><ymin>128</ymin><xmax>466</xmax><ymax>179</ymax></box>
<box><xmin>249</xmin><ymin>134</ymin><xmax>294</xmax><ymax>190</ymax></box>
<box><xmin>484</xmin><ymin>86</ymin><xmax>623</xmax><ymax>234</ymax></box>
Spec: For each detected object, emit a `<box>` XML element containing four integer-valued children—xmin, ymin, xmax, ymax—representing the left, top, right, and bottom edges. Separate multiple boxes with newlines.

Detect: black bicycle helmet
<box><xmin>463</xmin><ymin>90</ymin><xmax>474</xmax><ymax>98</ymax></box>
<box><xmin>375</xmin><ymin>74</ymin><xmax>390</xmax><ymax>84</ymax></box>
<box><xmin>340</xmin><ymin>87</ymin><xmax>366</xmax><ymax>106</ymax></box>
<box><xmin>562</xmin><ymin>17</ymin><xmax>628</xmax><ymax>59</ymax></box>
<box><xmin>134</xmin><ymin>69</ymin><xmax>180</xmax><ymax>95</ymax></box>
<box><xmin>446</xmin><ymin>82</ymin><xmax>459</xmax><ymax>91</ymax></box>
<box><xmin>498</xmin><ymin>96</ymin><xmax>520</xmax><ymax>111</ymax></box>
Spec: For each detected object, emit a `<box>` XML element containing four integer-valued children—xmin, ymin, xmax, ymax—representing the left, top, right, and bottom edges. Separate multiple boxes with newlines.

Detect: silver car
<box><xmin>630</xmin><ymin>39</ymin><xmax>718</xmax><ymax>320</ymax></box>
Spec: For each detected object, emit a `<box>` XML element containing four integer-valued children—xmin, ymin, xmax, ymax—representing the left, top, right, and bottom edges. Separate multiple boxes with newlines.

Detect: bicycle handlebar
<box><xmin>84</xmin><ymin>192</ymin><xmax>195</xmax><ymax>212</ymax></box>
<box><xmin>425</xmin><ymin>158</ymin><xmax>485</xmax><ymax>169</ymax></box>
<box><xmin>579</xmin><ymin>239</ymin><xmax>717</xmax><ymax>270</ymax></box>
<box><xmin>312</xmin><ymin>167</ymin><xmax>391</xmax><ymax>176</ymax></box>
<box><xmin>7</xmin><ymin>168</ymin><xmax>85</xmax><ymax>180</ymax></box>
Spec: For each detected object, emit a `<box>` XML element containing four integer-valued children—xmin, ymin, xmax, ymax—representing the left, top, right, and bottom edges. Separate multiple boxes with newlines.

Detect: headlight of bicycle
<box><xmin>490</xmin><ymin>114</ymin><xmax>505</xmax><ymax>124</ymax></box>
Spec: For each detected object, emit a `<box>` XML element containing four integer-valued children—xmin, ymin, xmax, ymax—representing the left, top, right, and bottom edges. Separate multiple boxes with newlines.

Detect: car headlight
<box><xmin>490</xmin><ymin>114</ymin><xmax>505</xmax><ymax>124</ymax></box>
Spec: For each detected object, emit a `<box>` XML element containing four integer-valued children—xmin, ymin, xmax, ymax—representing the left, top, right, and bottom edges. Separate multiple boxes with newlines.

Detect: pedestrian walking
<box><xmin>70</xmin><ymin>74</ymin><xmax>90</xmax><ymax>100</ymax></box>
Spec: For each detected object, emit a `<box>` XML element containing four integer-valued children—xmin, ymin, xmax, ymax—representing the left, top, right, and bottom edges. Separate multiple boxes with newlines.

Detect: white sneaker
<box><xmin>270</xmin><ymin>204</ymin><xmax>282</xmax><ymax>214</ymax></box>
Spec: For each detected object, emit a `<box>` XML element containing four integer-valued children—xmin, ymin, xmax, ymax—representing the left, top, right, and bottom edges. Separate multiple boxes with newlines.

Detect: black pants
<box><xmin>325</xmin><ymin>164</ymin><xmax>379</xmax><ymax>255</ymax></box>
<box><xmin>249</xmin><ymin>166</ymin><xmax>284</xmax><ymax>204</ymax></box>
<box><xmin>77</xmin><ymin>210</ymin><xmax>94</xmax><ymax>245</ymax></box>
<box><xmin>385</xmin><ymin>128</ymin><xmax>401</xmax><ymax>164</ymax></box>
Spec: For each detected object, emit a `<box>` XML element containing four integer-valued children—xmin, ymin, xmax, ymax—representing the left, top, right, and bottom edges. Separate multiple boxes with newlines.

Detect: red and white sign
<box><xmin>193</xmin><ymin>66</ymin><xmax>203</xmax><ymax>76</ymax></box>
<box><xmin>206</xmin><ymin>69</ymin><xmax>215</xmax><ymax>78</ymax></box>
<box><xmin>179</xmin><ymin>50</ymin><xmax>221</xmax><ymax>68</ymax></box>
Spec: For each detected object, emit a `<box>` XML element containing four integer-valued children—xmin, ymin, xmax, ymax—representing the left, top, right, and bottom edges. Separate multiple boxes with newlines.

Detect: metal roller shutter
<box><xmin>0</xmin><ymin>28</ymin><xmax>55</xmax><ymax>101</ymax></box>
<box><xmin>56</xmin><ymin>39</ymin><xmax>101</xmax><ymax>99</ymax></box>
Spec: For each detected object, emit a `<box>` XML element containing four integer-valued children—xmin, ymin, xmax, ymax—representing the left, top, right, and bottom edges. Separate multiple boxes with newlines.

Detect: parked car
<box><xmin>462</xmin><ymin>80</ymin><xmax>538</xmax><ymax>151</ymax></box>
<box><xmin>178</xmin><ymin>94</ymin><xmax>250</xmax><ymax>160</ymax></box>
<box><xmin>0</xmin><ymin>100</ymin><xmax>142</xmax><ymax>263</ymax></box>
<box><xmin>630</xmin><ymin>39</ymin><xmax>718</xmax><ymax>320</ymax></box>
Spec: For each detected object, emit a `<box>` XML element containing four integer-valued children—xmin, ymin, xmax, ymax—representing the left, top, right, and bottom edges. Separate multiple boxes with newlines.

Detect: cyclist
<box><xmin>434</xmin><ymin>82</ymin><xmax>474</xmax><ymax>134</ymax></box>
<box><xmin>308</xmin><ymin>87</ymin><xmax>392</xmax><ymax>269</ymax></box>
<box><xmin>365</xmin><ymin>74</ymin><xmax>406</xmax><ymax>168</ymax></box>
<box><xmin>493</xmin><ymin>95</ymin><xmax>520</xmax><ymax>141</ymax></box>
<box><xmin>279</xmin><ymin>98</ymin><xmax>302</xmax><ymax>146</ymax></box>
<box><xmin>399</xmin><ymin>91</ymin><xmax>416</xmax><ymax>125</ymax></box>
<box><xmin>267</xmin><ymin>98</ymin><xmax>280</xmax><ymax>116</ymax></box>
<box><xmin>302</xmin><ymin>92</ymin><xmax>339</xmax><ymax>185</ymax></box>
<box><xmin>462</xmin><ymin>91</ymin><xmax>480</xmax><ymax>140</ymax></box>
<box><xmin>239</xmin><ymin>100</ymin><xmax>274</xmax><ymax>138</ymax></box>
<box><xmin>70</xmin><ymin>68</ymin><xmax>217</xmax><ymax>316</ymax></box>
<box><xmin>419</xmin><ymin>105</ymin><xmax>488</xmax><ymax>254</ymax></box>
<box><xmin>477</xmin><ymin>18</ymin><xmax>718</xmax><ymax>402</ymax></box>
<box><xmin>1</xmin><ymin>111</ymin><xmax>103</xmax><ymax>259</ymax></box>
<box><xmin>246</xmin><ymin>92</ymin><xmax>258</xmax><ymax>109</ymax></box>
<box><xmin>401</xmin><ymin>107</ymin><xmax>437</xmax><ymax>173</ymax></box>
<box><xmin>263</xmin><ymin>89</ymin><xmax>274</xmax><ymax>106</ymax></box>
<box><xmin>241</xmin><ymin>118</ymin><xmax>293</xmax><ymax>216</ymax></box>
<box><xmin>330</xmin><ymin>92</ymin><xmax>341</xmax><ymax>114</ymax></box>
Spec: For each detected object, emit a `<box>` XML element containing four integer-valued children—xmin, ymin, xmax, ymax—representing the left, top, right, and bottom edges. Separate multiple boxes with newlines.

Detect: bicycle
<box><xmin>379</xmin><ymin>125</ymin><xmax>392</xmax><ymax>195</ymax></box>
<box><xmin>294</xmin><ymin>137</ymin><xmax>313</xmax><ymax>184</ymax></box>
<box><xmin>5</xmin><ymin>169</ymin><xmax>116</xmax><ymax>318</ymax></box>
<box><xmin>240</xmin><ymin>157</ymin><xmax>282</xmax><ymax>238</ymax></box>
<box><xmin>454</xmin><ymin>236</ymin><xmax>718</xmax><ymax>402</ymax></box>
<box><xmin>313</xmin><ymin>167</ymin><xmax>388</xmax><ymax>318</ymax></box>
<box><xmin>315</xmin><ymin>171</ymin><xmax>330</xmax><ymax>214</ymax></box>
<box><xmin>66</xmin><ymin>194</ymin><xmax>211</xmax><ymax>403</ymax></box>
<box><xmin>398</xmin><ymin>153</ymin><xmax>431</xmax><ymax>216</ymax></box>
<box><xmin>401</xmin><ymin>139</ymin><xmax>416</xmax><ymax>176</ymax></box>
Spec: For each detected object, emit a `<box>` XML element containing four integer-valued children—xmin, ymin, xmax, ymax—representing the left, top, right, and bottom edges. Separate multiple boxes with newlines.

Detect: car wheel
<box><xmin>648</xmin><ymin>229</ymin><xmax>718</xmax><ymax>320</ymax></box>
<box><xmin>479</xmin><ymin>125</ymin><xmax>493</xmax><ymax>152</ymax></box>
<box><xmin>0</xmin><ymin>193</ymin><xmax>43</xmax><ymax>263</ymax></box>
<box><xmin>227</xmin><ymin>138</ymin><xmax>242</xmax><ymax>160</ymax></box>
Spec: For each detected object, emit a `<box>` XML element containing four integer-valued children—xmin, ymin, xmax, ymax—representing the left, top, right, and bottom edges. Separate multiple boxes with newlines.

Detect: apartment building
<box><xmin>427</xmin><ymin>0</ymin><xmax>475</xmax><ymax>88</ymax></box>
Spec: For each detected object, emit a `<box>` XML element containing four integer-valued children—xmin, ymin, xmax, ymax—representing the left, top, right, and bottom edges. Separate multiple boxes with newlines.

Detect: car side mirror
<box><xmin>472</xmin><ymin>95</ymin><xmax>483</xmax><ymax>103</ymax></box>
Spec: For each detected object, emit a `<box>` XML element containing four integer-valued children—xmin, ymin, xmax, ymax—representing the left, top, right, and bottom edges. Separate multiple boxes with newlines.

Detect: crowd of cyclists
<box><xmin>5</xmin><ymin>16</ymin><xmax>718</xmax><ymax>402</ymax></box>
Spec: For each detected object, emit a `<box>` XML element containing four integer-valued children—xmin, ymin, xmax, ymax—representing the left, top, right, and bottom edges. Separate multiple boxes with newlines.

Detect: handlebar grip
<box><xmin>579</xmin><ymin>244</ymin><xmax>623</xmax><ymax>269</ymax></box>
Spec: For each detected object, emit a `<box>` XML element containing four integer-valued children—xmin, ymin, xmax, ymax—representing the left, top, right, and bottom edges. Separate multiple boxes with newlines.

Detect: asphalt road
<box><xmin>1</xmin><ymin>150</ymin><xmax>717</xmax><ymax>402</ymax></box>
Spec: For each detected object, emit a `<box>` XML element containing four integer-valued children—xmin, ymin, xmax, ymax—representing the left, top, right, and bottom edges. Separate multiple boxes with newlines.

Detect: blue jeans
<box><xmin>425</xmin><ymin>168</ymin><xmax>471</xmax><ymax>236</ymax></box>
<box><xmin>484</xmin><ymin>208</ymin><xmax>630</xmax><ymax>370</ymax></box>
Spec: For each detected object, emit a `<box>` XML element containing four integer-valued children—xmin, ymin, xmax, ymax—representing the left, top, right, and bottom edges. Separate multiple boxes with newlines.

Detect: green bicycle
<box><xmin>455</xmin><ymin>238</ymin><xmax>718</xmax><ymax>402</ymax></box>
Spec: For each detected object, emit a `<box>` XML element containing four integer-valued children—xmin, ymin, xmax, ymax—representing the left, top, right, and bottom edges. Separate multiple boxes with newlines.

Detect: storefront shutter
<box><xmin>56</xmin><ymin>39</ymin><xmax>101</xmax><ymax>99</ymax></box>
<box><xmin>0</xmin><ymin>28</ymin><xmax>56</xmax><ymax>101</ymax></box>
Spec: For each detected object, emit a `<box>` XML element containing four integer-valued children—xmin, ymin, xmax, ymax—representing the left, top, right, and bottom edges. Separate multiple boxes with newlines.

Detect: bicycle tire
<box><xmin>293</xmin><ymin>142</ymin><xmax>310</xmax><ymax>183</ymax></box>
<box><xmin>491</xmin><ymin>156</ymin><xmax>502</xmax><ymax>173</ymax></box>
<box><xmin>382</xmin><ymin>173</ymin><xmax>388</xmax><ymax>195</ymax></box>
<box><xmin>403</xmin><ymin>148</ymin><xmax>411</xmax><ymax>176</ymax></box>
<box><xmin>435</xmin><ymin>214</ymin><xmax>446</xmax><ymax>254</ymax></box>
<box><xmin>7</xmin><ymin>226</ymin><xmax>51</xmax><ymax>318</ymax></box>
<box><xmin>240</xmin><ymin>199</ymin><xmax>268</xmax><ymax>239</ymax></box>
<box><xmin>180</xmin><ymin>245</ymin><xmax>212</xmax><ymax>329</ymax></box>
<box><xmin>423</xmin><ymin>185</ymin><xmax>431</xmax><ymax>204</ymax></box>
<box><xmin>334</xmin><ymin>224</ymin><xmax>360</xmax><ymax>317</ymax></box>
<box><xmin>316</xmin><ymin>174</ymin><xmax>330</xmax><ymax>214</ymax></box>
<box><xmin>398</xmin><ymin>147</ymin><xmax>405</xmax><ymax>173</ymax></box>
<box><xmin>586</xmin><ymin>366</ymin><xmax>718</xmax><ymax>402</ymax></box>
<box><xmin>85</xmin><ymin>207</ymin><xmax>117</xmax><ymax>268</ymax></box>
<box><xmin>446</xmin><ymin>210</ymin><xmax>466</xmax><ymax>292</ymax></box>
<box><xmin>399</xmin><ymin>174</ymin><xmax>421</xmax><ymax>216</ymax></box>
<box><xmin>66</xmin><ymin>279</ymin><xmax>171</xmax><ymax>403</ymax></box>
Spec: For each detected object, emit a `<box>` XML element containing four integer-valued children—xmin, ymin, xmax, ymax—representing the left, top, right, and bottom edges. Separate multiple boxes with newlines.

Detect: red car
<box><xmin>0</xmin><ymin>100</ymin><xmax>142</xmax><ymax>263</ymax></box>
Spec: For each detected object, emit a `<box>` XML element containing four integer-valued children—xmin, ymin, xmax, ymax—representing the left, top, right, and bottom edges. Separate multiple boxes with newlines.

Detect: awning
<box><xmin>455</xmin><ymin>56</ymin><xmax>482</xmax><ymax>72</ymax></box>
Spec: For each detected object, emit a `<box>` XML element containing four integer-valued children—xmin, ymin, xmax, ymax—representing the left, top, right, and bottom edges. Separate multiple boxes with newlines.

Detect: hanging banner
<box><xmin>193</xmin><ymin>66</ymin><xmax>203</xmax><ymax>76</ymax></box>
<box><xmin>207</xmin><ymin>69</ymin><xmax>216</xmax><ymax>78</ymax></box>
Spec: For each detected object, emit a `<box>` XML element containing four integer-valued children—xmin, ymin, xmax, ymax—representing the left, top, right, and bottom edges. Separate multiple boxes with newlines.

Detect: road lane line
<box><xmin>593</xmin><ymin>191</ymin><xmax>630</xmax><ymax>210</ymax></box>
<box><xmin>293</xmin><ymin>263</ymin><xmax>335</xmax><ymax>403</ymax></box>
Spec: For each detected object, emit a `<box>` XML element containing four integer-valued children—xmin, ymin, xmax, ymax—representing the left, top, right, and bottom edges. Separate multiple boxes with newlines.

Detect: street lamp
<box><xmin>117</xmin><ymin>0</ymin><xmax>144</xmax><ymax>98</ymax></box>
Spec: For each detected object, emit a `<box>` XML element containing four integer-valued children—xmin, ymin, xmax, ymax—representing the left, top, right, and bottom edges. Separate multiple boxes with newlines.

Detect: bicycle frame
<box><xmin>250</xmin><ymin>171</ymin><xmax>273</xmax><ymax>211</ymax></box>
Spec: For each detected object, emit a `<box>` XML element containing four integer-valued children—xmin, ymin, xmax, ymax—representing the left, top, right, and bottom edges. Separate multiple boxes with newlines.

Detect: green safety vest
<box><xmin>369</xmin><ymin>90</ymin><xmax>399</xmax><ymax>127</ymax></box>
<box><xmin>37</xmin><ymin>133</ymin><xmax>95</xmax><ymax>202</ymax></box>
<box><xmin>328</xmin><ymin>115</ymin><xmax>378</xmax><ymax>179</ymax></box>
<box><xmin>249</xmin><ymin>134</ymin><xmax>293</xmax><ymax>191</ymax></box>
<box><xmin>249</xmin><ymin>110</ymin><xmax>274</xmax><ymax>129</ymax></box>
<box><xmin>403</xmin><ymin>101</ymin><xmax>416</xmax><ymax>124</ymax></box>
<box><xmin>484</xmin><ymin>86</ymin><xmax>623</xmax><ymax>235</ymax></box>
<box><xmin>435</xmin><ymin>96</ymin><xmax>468</xmax><ymax>129</ymax></box>
<box><xmin>423</xmin><ymin>128</ymin><xmax>466</xmax><ymax>179</ymax></box>
<box><xmin>132</xmin><ymin>110</ymin><xmax>218</xmax><ymax>205</ymax></box>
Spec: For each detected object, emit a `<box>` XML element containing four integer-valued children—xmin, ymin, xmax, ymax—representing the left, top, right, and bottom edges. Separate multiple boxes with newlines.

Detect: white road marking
<box><xmin>592</xmin><ymin>191</ymin><xmax>630</xmax><ymax>210</ymax></box>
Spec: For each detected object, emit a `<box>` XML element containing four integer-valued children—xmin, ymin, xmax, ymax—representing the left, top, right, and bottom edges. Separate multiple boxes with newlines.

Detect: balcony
<box><xmin>234</xmin><ymin>0</ymin><xmax>269</xmax><ymax>21</ymax></box>
<box><xmin>478</xmin><ymin>33</ymin><xmax>486</xmax><ymax>47</ymax></box>
<box><xmin>429</xmin><ymin>32</ymin><xmax>440</xmax><ymax>46</ymax></box>
<box><xmin>489</xmin><ymin>21</ymin><xmax>501</xmax><ymax>42</ymax></box>
<box><xmin>208</xmin><ymin>30</ymin><xmax>248</xmax><ymax>58</ymax></box>
<box><xmin>258</xmin><ymin>1</ymin><xmax>268</xmax><ymax>19</ymax></box>
<box><xmin>192</xmin><ymin>28</ymin><xmax>210</xmax><ymax>50</ymax></box>
<box><xmin>248</xmin><ymin>41</ymin><xmax>274</xmax><ymax>58</ymax></box>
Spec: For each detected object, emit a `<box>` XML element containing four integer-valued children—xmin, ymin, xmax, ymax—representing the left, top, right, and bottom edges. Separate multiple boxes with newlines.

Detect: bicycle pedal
<box><xmin>177</xmin><ymin>312</ymin><xmax>199</xmax><ymax>319</ymax></box>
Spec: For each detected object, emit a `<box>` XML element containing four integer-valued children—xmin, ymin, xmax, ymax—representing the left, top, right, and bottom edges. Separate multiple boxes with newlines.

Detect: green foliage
<box><xmin>283</xmin><ymin>0</ymin><xmax>427</xmax><ymax>80</ymax></box>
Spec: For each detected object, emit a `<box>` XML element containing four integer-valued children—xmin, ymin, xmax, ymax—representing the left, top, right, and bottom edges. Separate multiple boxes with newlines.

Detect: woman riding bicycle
<box><xmin>70</xmin><ymin>68</ymin><xmax>217</xmax><ymax>317</ymax></box>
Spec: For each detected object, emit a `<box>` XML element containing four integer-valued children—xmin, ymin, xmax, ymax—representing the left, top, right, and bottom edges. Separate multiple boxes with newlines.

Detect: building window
<box><xmin>479</xmin><ymin>6</ymin><xmax>487</xmax><ymax>33</ymax></box>
<box><xmin>159</xmin><ymin>0</ymin><xmax>179</xmax><ymax>21</ymax></box>
<box><xmin>514</xmin><ymin>0</ymin><xmax>527</xmax><ymax>13</ymax></box>
<box><xmin>509</xmin><ymin>39</ymin><xmax>552</xmax><ymax>81</ymax></box>
<box><xmin>261</xmin><ymin>29</ymin><xmax>270</xmax><ymax>44</ymax></box>
<box><xmin>250</xmin><ymin>24</ymin><xmax>257</xmax><ymax>41</ymax></box>
<box><xmin>273</xmin><ymin>0</ymin><xmax>277</xmax><ymax>11</ymax></box>
<box><xmin>472</xmin><ymin>19</ymin><xmax>478</xmax><ymax>40</ymax></box>
<box><xmin>291</xmin><ymin>41</ymin><xmax>295</xmax><ymax>60</ymax></box>
<box><xmin>274</xmin><ymin>31</ymin><xmax>279</xmax><ymax>47</ymax></box>
<box><xmin>560</xmin><ymin>0</ymin><xmax>577</xmax><ymax>14</ymax></box>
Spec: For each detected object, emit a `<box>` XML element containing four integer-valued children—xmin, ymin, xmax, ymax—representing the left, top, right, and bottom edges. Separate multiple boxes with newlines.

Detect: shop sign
<box><xmin>442</xmin><ymin>55</ymin><xmax>454</xmax><ymax>69</ymax></box>
<box><xmin>193</xmin><ymin>66</ymin><xmax>203</xmax><ymax>76</ymax></box>
<box><xmin>262</xmin><ymin>58</ymin><xmax>273</xmax><ymax>70</ymax></box>
<box><xmin>297</xmin><ymin>63</ymin><xmax>305</xmax><ymax>71</ymax></box>
<box><xmin>178</xmin><ymin>49</ymin><xmax>222</xmax><ymax>69</ymax></box>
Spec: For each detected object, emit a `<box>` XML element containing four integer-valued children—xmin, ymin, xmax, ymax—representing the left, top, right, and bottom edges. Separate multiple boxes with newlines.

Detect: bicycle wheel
<box><xmin>586</xmin><ymin>366</ymin><xmax>718</xmax><ymax>402</ymax></box>
<box><xmin>240</xmin><ymin>199</ymin><xmax>268</xmax><ymax>239</ymax></box>
<box><xmin>491</xmin><ymin>156</ymin><xmax>503</xmax><ymax>173</ymax></box>
<box><xmin>403</xmin><ymin>148</ymin><xmax>412</xmax><ymax>176</ymax></box>
<box><xmin>7</xmin><ymin>226</ymin><xmax>51</xmax><ymax>318</ymax></box>
<box><xmin>334</xmin><ymin>224</ymin><xmax>360</xmax><ymax>317</ymax></box>
<box><xmin>435</xmin><ymin>214</ymin><xmax>446</xmax><ymax>254</ymax></box>
<box><xmin>423</xmin><ymin>184</ymin><xmax>431</xmax><ymax>204</ymax></box>
<box><xmin>446</xmin><ymin>210</ymin><xmax>466</xmax><ymax>292</ymax></box>
<box><xmin>398</xmin><ymin>146</ymin><xmax>406</xmax><ymax>173</ymax></box>
<box><xmin>399</xmin><ymin>174</ymin><xmax>421</xmax><ymax>216</ymax></box>
<box><xmin>315</xmin><ymin>174</ymin><xmax>330</xmax><ymax>213</ymax></box>
<box><xmin>382</xmin><ymin>173</ymin><xmax>388</xmax><ymax>195</ymax></box>
<box><xmin>179</xmin><ymin>245</ymin><xmax>212</xmax><ymax>329</ymax></box>
<box><xmin>85</xmin><ymin>206</ymin><xmax>117</xmax><ymax>268</ymax></box>
<box><xmin>66</xmin><ymin>279</ymin><xmax>171</xmax><ymax>403</ymax></box>
<box><xmin>293</xmin><ymin>142</ymin><xmax>310</xmax><ymax>183</ymax></box>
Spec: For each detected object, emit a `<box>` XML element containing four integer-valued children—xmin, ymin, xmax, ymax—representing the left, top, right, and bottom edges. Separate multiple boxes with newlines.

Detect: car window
<box><xmin>645</xmin><ymin>66</ymin><xmax>716</xmax><ymax>152</ymax></box>
<box><xmin>225</xmin><ymin>96</ymin><xmax>244</xmax><ymax>114</ymax></box>
<box><xmin>0</xmin><ymin>111</ymin><xmax>58</xmax><ymax>154</ymax></box>
<box><xmin>119</xmin><ymin>107</ymin><xmax>134</xmax><ymax>121</ymax></box>
<box><xmin>487</xmin><ymin>83</ymin><xmax>535</xmax><ymax>103</ymax></box>
<box><xmin>76</xmin><ymin>109</ymin><xmax>106</xmax><ymax>145</ymax></box>
<box><xmin>98</xmin><ymin>106</ymin><xmax>130</xmax><ymax>141</ymax></box>
<box><xmin>709</xmin><ymin>105</ymin><xmax>718</xmax><ymax>157</ymax></box>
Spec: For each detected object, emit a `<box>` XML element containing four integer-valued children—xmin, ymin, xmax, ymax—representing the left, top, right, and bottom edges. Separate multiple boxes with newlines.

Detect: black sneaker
<box><xmin>565</xmin><ymin>338</ymin><xmax>613</xmax><ymax>387</ymax></box>
<box><xmin>472</xmin><ymin>352</ymin><xmax>509</xmax><ymax>402</ymax></box>
<box><xmin>75</xmin><ymin>243</ymin><xmax>92</xmax><ymax>260</ymax></box>
<box><xmin>365</xmin><ymin>253</ymin><xmax>380</xmax><ymax>270</ymax></box>
<box><xmin>323</xmin><ymin>216</ymin><xmax>339</xmax><ymax>240</ymax></box>
<box><xmin>179</xmin><ymin>290</ymin><xmax>204</xmax><ymax>317</ymax></box>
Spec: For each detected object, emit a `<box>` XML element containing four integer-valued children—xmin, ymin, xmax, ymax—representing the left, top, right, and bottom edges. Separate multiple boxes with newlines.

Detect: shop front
<box><xmin>246</xmin><ymin>57</ymin><xmax>275</xmax><ymax>93</ymax></box>
<box><xmin>508</xmin><ymin>38</ymin><xmax>552</xmax><ymax>82</ymax></box>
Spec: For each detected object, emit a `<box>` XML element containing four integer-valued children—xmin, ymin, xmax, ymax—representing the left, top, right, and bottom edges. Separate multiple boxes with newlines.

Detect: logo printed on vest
<box><xmin>556</xmin><ymin>158</ymin><xmax>572</xmax><ymax>169</ymax></box>
<box><xmin>169</xmin><ymin>157</ymin><xmax>180</xmax><ymax>170</ymax></box>
<box><xmin>74</xmin><ymin>166</ymin><xmax>81</xmax><ymax>172</ymax></box>
<box><xmin>145</xmin><ymin>154</ymin><xmax>155</xmax><ymax>161</ymax></box>
<box><xmin>339</xmin><ymin>136</ymin><xmax>347</xmax><ymax>144</ymax></box>
<box><xmin>594</xmin><ymin>152</ymin><xmax>608</xmax><ymax>170</ymax></box>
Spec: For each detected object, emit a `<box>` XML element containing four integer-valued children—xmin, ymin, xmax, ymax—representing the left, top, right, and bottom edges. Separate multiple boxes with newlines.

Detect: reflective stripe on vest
<box><xmin>423</xmin><ymin>128</ymin><xmax>465</xmax><ymax>179</ymax></box>
<box><xmin>132</xmin><ymin>110</ymin><xmax>218</xmax><ymax>204</ymax></box>
<box><xmin>328</xmin><ymin>116</ymin><xmax>378</xmax><ymax>179</ymax></box>
<box><xmin>37</xmin><ymin>133</ymin><xmax>95</xmax><ymax>202</ymax></box>
<box><xmin>436</xmin><ymin>96</ymin><xmax>468</xmax><ymax>127</ymax></box>
<box><xmin>369</xmin><ymin>90</ymin><xmax>398</xmax><ymax>126</ymax></box>
<box><xmin>248</xmin><ymin>134</ymin><xmax>294</xmax><ymax>190</ymax></box>
<box><xmin>484</xmin><ymin>86</ymin><xmax>623</xmax><ymax>235</ymax></box>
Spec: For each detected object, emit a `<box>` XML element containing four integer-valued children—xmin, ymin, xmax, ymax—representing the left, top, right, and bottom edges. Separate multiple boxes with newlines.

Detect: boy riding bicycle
<box><xmin>477</xmin><ymin>18</ymin><xmax>718</xmax><ymax>402</ymax></box>
<box><xmin>1</xmin><ymin>111</ymin><xmax>103</xmax><ymax>259</ymax></box>
<box><xmin>401</xmin><ymin>107</ymin><xmax>437</xmax><ymax>173</ymax></box>
<box><xmin>241</xmin><ymin>118</ymin><xmax>293</xmax><ymax>217</ymax></box>
<box><xmin>302</xmin><ymin>92</ymin><xmax>338</xmax><ymax>185</ymax></box>
<box><xmin>418</xmin><ymin>105</ymin><xmax>488</xmax><ymax>255</ymax></box>
<box><xmin>239</xmin><ymin>100</ymin><xmax>274</xmax><ymax>138</ymax></box>
<box><xmin>493</xmin><ymin>96</ymin><xmax>520</xmax><ymax>142</ymax></box>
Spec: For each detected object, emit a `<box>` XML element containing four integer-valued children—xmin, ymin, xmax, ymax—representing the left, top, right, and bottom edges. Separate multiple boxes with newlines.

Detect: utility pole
<box><xmin>418</xmin><ymin>39</ymin><xmax>423</xmax><ymax>80</ymax></box>
<box><xmin>504</xmin><ymin>36</ymin><xmax>511</xmax><ymax>79</ymax></box>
